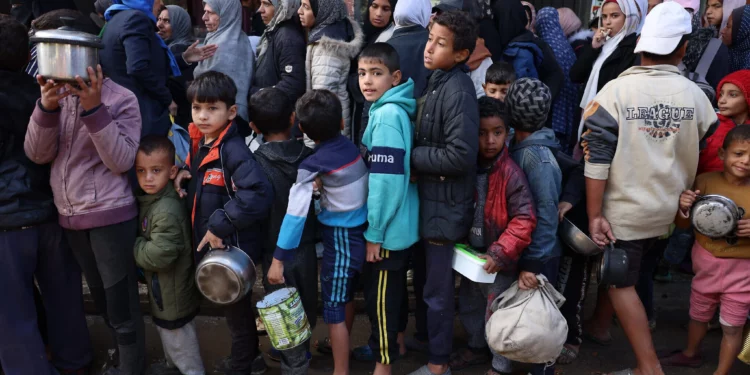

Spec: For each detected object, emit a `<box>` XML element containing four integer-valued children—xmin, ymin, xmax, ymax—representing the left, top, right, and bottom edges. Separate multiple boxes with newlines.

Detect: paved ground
<box><xmin>84</xmin><ymin>272</ymin><xmax>749</xmax><ymax>375</ymax></box>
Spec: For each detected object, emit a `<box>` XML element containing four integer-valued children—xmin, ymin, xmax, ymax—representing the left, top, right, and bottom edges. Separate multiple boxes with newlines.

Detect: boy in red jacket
<box><xmin>451</xmin><ymin>97</ymin><xmax>537</xmax><ymax>374</ymax></box>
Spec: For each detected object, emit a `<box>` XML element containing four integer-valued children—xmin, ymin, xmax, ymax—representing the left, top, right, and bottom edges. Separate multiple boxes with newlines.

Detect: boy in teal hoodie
<box><xmin>358</xmin><ymin>43</ymin><xmax>419</xmax><ymax>375</ymax></box>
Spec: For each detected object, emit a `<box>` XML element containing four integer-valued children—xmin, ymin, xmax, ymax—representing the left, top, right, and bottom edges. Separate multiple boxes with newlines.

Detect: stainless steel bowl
<box><xmin>30</xmin><ymin>28</ymin><xmax>103</xmax><ymax>83</ymax></box>
<box><xmin>559</xmin><ymin>217</ymin><xmax>603</xmax><ymax>256</ymax></box>
<box><xmin>195</xmin><ymin>246</ymin><xmax>256</xmax><ymax>305</ymax></box>
<box><xmin>691</xmin><ymin>194</ymin><xmax>745</xmax><ymax>239</ymax></box>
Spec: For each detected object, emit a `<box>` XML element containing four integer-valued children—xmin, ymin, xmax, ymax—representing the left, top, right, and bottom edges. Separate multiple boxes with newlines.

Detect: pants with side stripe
<box><xmin>364</xmin><ymin>248</ymin><xmax>410</xmax><ymax>365</ymax></box>
<box><xmin>320</xmin><ymin>223</ymin><xmax>367</xmax><ymax>324</ymax></box>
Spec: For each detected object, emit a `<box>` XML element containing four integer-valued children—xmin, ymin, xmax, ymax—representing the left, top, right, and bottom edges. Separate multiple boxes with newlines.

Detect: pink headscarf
<box><xmin>557</xmin><ymin>7</ymin><xmax>582</xmax><ymax>37</ymax></box>
<box><xmin>521</xmin><ymin>1</ymin><xmax>536</xmax><ymax>30</ymax></box>
<box><xmin>722</xmin><ymin>0</ymin><xmax>746</xmax><ymax>30</ymax></box>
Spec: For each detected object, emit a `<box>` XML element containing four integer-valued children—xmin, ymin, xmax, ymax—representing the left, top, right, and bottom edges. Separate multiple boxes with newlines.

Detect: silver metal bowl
<box><xmin>30</xmin><ymin>28</ymin><xmax>103</xmax><ymax>83</ymax></box>
<box><xmin>195</xmin><ymin>246</ymin><xmax>256</xmax><ymax>305</ymax></box>
<box><xmin>691</xmin><ymin>194</ymin><xmax>745</xmax><ymax>239</ymax></box>
<box><xmin>559</xmin><ymin>217</ymin><xmax>603</xmax><ymax>256</ymax></box>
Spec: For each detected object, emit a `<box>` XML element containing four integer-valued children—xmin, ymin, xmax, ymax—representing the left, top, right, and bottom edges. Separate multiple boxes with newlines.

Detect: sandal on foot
<box><xmin>314</xmin><ymin>337</ymin><xmax>333</xmax><ymax>355</ymax></box>
<box><xmin>658</xmin><ymin>350</ymin><xmax>703</xmax><ymax>368</ymax></box>
<box><xmin>448</xmin><ymin>348</ymin><xmax>490</xmax><ymax>371</ymax></box>
<box><xmin>582</xmin><ymin>331</ymin><xmax>612</xmax><ymax>347</ymax></box>
<box><xmin>556</xmin><ymin>345</ymin><xmax>579</xmax><ymax>365</ymax></box>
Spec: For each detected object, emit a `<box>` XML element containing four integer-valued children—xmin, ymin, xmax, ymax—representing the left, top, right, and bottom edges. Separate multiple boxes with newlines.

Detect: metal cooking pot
<box><xmin>691</xmin><ymin>194</ymin><xmax>745</xmax><ymax>240</ymax></box>
<box><xmin>596</xmin><ymin>243</ymin><xmax>629</xmax><ymax>286</ymax></box>
<box><xmin>195</xmin><ymin>246</ymin><xmax>256</xmax><ymax>305</ymax></box>
<box><xmin>29</xmin><ymin>18</ymin><xmax>103</xmax><ymax>83</ymax></box>
<box><xmin>559</xmin><ymin>217</ymin><xmax>603</xmax><ymax>256</ymax></box>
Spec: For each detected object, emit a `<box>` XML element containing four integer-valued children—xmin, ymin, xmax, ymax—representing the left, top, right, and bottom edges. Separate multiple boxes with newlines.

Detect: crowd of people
<box><xmin>1</xmin><ymin>0</ymin><xmax>750</xmax><ymax>375</ymax></box>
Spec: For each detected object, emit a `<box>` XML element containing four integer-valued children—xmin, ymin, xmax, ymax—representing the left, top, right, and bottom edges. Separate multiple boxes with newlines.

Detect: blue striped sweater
<box><xmin>274</xmin><ymin>135</ymin><xmax>369</xmax><ymax>260</ymax></box>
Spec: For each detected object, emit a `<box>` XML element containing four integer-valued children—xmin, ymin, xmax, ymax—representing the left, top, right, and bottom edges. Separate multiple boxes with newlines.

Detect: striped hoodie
<box><xmin>274</xmin><ymin>134</ymin><xmax>369</xmax><ymax>260</ymax></box>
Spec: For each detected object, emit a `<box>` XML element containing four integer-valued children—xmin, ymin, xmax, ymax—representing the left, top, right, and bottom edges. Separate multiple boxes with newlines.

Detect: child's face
<box><xmin>479</xmin><ymin>115</ymin><xmax>507</xmax><ymax>161</ymax></box>
<box><xmin>718</xmin><ymin>83</ymin><xmax>748</xmax><ymax>120</ymax></box>
<box><xmin>705</xmin><ymin>0</ymin><xmax>723</xmax><ymax>28</ymax></box>
<box><xmin>135</xmin><ymin>150</ymin><xmax>178</xmax><ymax>194</ymax></box>
<box><xmin>368</xmin><ymin>0</ymin><xmax>393</xmax><ymax>28</ymax></box>
<box><xmin>358</xmin><ymin>59</ymin><xmax>401</xmax><ymax>103</ymax></box>
<box><xmin>483</xmin><ymin>83</ymin><xmax>510</xmax><ymax>102</ymax></box>
<box><xmin>424</xmin><ymin>23</ymin><xmax>468</xmax><ymax>71</ymax></box>
<box><xmin>298</xmin><ymin>0</ymin><xmax>316</xmax><ymax>29</ymax></box>
<box><xmin>721</xmin><ymin>15</ymin><xmax>733</xmax><ymax>46</ymax></box>
<box><xmin>191</xmin><ymin>101</ymin><xmax>237</xmax><ymax>141</ymax></box>
<box><xmin>719</xmin><ymin>140</ymin><xmax>750</xmax><ymax>180</ymax></box>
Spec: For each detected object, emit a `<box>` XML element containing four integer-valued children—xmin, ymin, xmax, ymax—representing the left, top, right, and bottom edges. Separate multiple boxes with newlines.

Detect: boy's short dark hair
<box><xmin>358</xmin><ymin>43</ymin><xmax>401</xmax><ymax>74</ymax></box>
<box><xmin>432</xmin><ymin>10</ymin><xmax>478</xmax><ymax>60</ymax></box>
<box><xmin>478</xmin><ymin>96</ymin><xmax>508</xmax><ymax>128</ymax></box>
<box><xmin>138</xmin><ymin>135</ymin><xmax>176</xmax><ymax>165</ymax></box>
<box><xmin>485</xmin><ymin>61</ymin><xmax>516</xmax><ymax>85</ymax></box>
<box><xmin>249</xmin><ymin>88</ymin><xmax>293</xmax><ymax>135</ymax></box>
<box><xmin>0</xmin><ymin>15</ymin><xmax>30</xmax><ymax>72</ymax></box>
<box><xmin>722</xmin><ymin>124</ymin><xmax>750</xmax><ymax>149</ymax></box>
<box><xmin>641</xmin><ymin>35</ymin><xmax>690</xmax><ymax>62</ymax></box>
<box><xmin>187</xmin><ymin>71</ymin><xmax>237</xmax><ymax>107</ymax></box>
<box><xmin>295</xmin><ymin>90</ymin><xmax>342</xmax><ymax>143</ymax></box>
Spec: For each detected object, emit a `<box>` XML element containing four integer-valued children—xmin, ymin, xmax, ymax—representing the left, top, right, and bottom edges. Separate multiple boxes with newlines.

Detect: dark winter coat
<box><xmin>412</xmin><ymin>65</ymin><xmax>479</xmax><ymax>242</ymax></box>
<box><xmin>186</xmin><ymin>121</ymin><xmax>274</xmax><ymax>264</ymax></box>
<box><xmin>569</xmin><ymin>32</ymin><xmax>640</xmax><ymax>92</ymax></box>
<box><xmin>250</xmin><ymin>19</ymin><xmax>306</xmax><ymax>103</ymax></box>
<box><xmin>100</xmin><ymin>9</ymin><xmax>172</xmax><ymax>137</ymax></box>
<box><xmin>0</xmin><ymin>70</ymin><xmax>56</xmax><ymax>229</ymax></box>
<box><xmin>253</xmin><ymin>139</ymin><xmax>315</xmax><ymax>257</ymax></box>
<box><xmin>387</xmin><ymin>25</ymin><xmax>430</xmax><ymax>98</ymax></box>
<box><xmin>134</xmin><ymin>186</ymin><xmax>200</xmax><ymax>327</ymax></box>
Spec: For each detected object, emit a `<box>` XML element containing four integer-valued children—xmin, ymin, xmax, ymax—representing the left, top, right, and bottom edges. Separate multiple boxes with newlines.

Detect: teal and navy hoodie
<box><xmin>275</xmin><ymin>134</ymin><xmax>369</xmax><ymax>260</ymax></box>
<box><xmin>361</xmin><ymin>78</ymin><xmax>420</xmax><ymax>251</ymax></box>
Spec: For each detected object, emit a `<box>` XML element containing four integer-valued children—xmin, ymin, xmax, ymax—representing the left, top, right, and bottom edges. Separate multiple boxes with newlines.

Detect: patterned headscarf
<box><xmin>729</xmin><ymin>6</ymin><xmax>750</xmax><ymax>72</ymax></box>
<box><xmin>557</xmin><ymin>7</ymin><xmax>582</xmax><ymax>37</ymax></box>
<box><xmin>506</xmin><ymin>78</ymin><xmax>552</xmax><ymax>132</ymax></box>
<box><xmin>536</xmin><ymin>7</ymin><xmax>579</xmax><ymax>154</ymax></box>
<box><xmin>683</xmin><ymin>10</ymin><xmax>715</xmax><ymax>72</ymax></box>
<box><xmin>308</xmin><ymin>0</ymin><xmax>349</xmax><ymax>41</ymax></box>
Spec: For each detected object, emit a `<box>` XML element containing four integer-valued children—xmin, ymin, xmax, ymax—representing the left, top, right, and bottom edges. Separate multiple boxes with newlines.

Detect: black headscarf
<box><xmin>492</xmin><ymin>0</ymin><xmax>527</xmax><ymax>51</ymax></box>
<box><xmin>363</xmin><ymin>0</ymin><xmax>398</xmax><ymax>44</ymax></box>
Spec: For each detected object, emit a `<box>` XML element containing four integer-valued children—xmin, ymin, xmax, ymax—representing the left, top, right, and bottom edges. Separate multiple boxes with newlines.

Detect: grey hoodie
<box><xmin>509</xmin><ymin>128</ymin><xmax>562</xmax><ymax>273</ymax></box>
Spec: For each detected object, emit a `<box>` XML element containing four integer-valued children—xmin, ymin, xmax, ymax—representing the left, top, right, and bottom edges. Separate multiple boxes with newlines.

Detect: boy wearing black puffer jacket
<box><xmin>409</xmin><ymin>10</ymin><xmax>479</xmax><ymax>375</ymax></box>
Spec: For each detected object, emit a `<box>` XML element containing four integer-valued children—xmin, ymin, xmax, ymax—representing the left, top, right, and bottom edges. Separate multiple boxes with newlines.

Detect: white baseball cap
<box><xmin>634</xmin><ymin>2</ymin><xmax>692</xmax><ymax>55</ymax></box>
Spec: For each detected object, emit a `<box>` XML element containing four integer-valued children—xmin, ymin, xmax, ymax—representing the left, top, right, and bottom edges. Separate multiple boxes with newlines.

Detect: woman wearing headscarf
<box><xmin>299</xmin><ymin>0</ymin><xmax>364</xmax><ymax>139</ymax></box>
<box><xmin>557</xmin><ymin>7</ymin><xmax>581</xmax><ymax>37</ymax></box>
<box><xmin>721</xmin><ymin>5</ymin><xmax>750</xmax><ymax>72</ymax></box>
<box><xmin>521</xmin><ymin>1</ymin><xmax>535</xmax><ymax>30</ymax></box>
<box><xmin>493</xmin><ymin>0</ymin><xmax>564</xmax><ymax>100</ymax></box>
<box><xmin>194</xmin><ymin>0</ymin><xmax>255</xmax><ymax>122</ymax></box>
<box><xmin>100</xmin><ymin>0</ymin><xmax>180</xmax><ymax>137</ymax></box>
<box><xmin>570</xmin><ymin>0</ymin><xmax>641</xmax><ymax>141</ymax></box>
<box><xmin>535</xmin><ymin>7</ymin><xmax>578</xmax><ymax>154</ymax></box>
<box><xmin>250</xmin><ymin>0</ymin><xmax>306</xmax><ymax>104</ymax></box>
<box><xmin>348</xmin><ymin>0</ymin><xmax>398</xmax><ymax>146</ymax></box>
<box><xmin>704</xmin><ymin>0</ymin><xmax>745</xmax><ymax>36</ymax></box>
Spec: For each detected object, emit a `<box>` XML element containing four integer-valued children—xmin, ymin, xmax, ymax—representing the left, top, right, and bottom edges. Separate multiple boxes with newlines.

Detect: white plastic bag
<box><xmin>485</xmin><ymin>274</ymin><xmax>568</xmax><ymax>364</ymax></box>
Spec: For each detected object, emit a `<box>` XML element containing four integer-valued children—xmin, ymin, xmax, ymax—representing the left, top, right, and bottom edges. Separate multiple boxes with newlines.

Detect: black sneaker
<box><xmin>215</xmin><ymin>355</ymin><xmax>267</xmax><ymax>375</ymax></box>
<box><xmin>251</xmin><ymin>354</ymin><xmax>267</xmax><ymax>375</ymax></box>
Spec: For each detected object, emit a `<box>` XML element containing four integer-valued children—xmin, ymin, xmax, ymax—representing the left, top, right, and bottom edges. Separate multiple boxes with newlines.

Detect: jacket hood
<box><xmin>511</xmin><ymin>128</ymin><xmax>560</xmax><ymax>151</ymax></box>
<box><xmin>312</xmin><ymin>18</ymin><xmax>365</xmax><ymax>59</ymax></box>
<box><xmin>370</xmin><ymin>78</ymin><xmax>417</xmax><ymax>119</ymax></box>
<box><xmin>255</xmin><ymin>139</ymin><xmax>313</xmax><ymax>180</ymax></box>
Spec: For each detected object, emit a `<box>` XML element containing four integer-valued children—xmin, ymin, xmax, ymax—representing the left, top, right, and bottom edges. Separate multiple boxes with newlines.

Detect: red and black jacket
<box><xmin>185</xmin><ymin>121</ymin><xmax>273</xmax><ymax>263</ymax></box>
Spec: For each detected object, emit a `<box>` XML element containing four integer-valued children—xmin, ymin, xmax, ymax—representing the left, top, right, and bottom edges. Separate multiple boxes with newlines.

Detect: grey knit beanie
<box><xmin>505</xmin><ymin>77</ymin><xmax>552</xmax><ymax>132</ymax></box>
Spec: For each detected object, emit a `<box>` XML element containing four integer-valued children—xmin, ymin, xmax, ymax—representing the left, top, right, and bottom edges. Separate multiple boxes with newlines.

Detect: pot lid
<box><xmin>30</xmin><ymin>28</ymin><xmax>104</xmax><ymax>49</ymax></box>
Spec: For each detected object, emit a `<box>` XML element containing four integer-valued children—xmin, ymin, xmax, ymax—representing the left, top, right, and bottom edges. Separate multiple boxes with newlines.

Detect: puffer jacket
<box><xmin>412</xmin><ymin>65</ymin><xmax>479</xmax><ymax>242</ymax></box>
<box><xmin>305</xmin><ymin>18</ymin><xmax>364</xmax><ymax>137</ymax></box>
<box><xmin>186</xmin><ymin>121</ymin><xmax>273</xmax><ymax>264</ymax></box>
<box><xmin>134</xmin><ymin>186</ymin><xmax>200</xmax><ymax>326</ymax></box>
<box><xmin>483</xmin><ymin>147</ymin><xmax>536</xmax><ymax>270</ymax></box>
<box><xmin>250</xmin><ymin>18</ymin><xmax>307</xmax><ymax>103</ymax></box>
<box><xmin>24</xmin><ymin>78</ymin><xmax>141</xmax><ymax>230</ymax></box>
<box><xmin>0</xmin><ymin>70</ymin><xmax>56</xmax><ymax>229</ymax></box>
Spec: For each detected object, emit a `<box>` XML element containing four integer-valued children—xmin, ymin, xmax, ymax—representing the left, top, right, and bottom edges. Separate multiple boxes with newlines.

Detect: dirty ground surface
<box><xmin>84</xmin><ymin>272</ymin><xmax>749</xmax><ymax>375</ymax></box>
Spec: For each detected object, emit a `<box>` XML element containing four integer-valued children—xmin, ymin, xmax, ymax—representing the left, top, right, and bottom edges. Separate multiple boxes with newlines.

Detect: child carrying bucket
<box><xmin>249</xmin><ymin>88</ymin><xmax>317</xmax><ymax>372</ymax></box>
